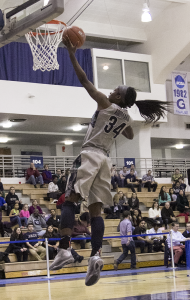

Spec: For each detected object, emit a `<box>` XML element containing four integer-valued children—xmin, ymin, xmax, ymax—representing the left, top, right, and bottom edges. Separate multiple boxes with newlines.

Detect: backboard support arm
<box><xmin>6</xmin><ymin>0</ymin><xmax>41</xmax><ymax>19</ymax></box>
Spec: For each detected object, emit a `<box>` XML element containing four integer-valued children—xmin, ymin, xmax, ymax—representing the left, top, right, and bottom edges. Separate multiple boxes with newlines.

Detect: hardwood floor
<box><xmin>1</xmin><ymin>268</ymin><xmax>190</xmax><ymax>300</ymax></box>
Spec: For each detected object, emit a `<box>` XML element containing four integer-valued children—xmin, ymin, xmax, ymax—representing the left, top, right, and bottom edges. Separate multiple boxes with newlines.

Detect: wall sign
<box><xmin>30</xmin><ymin>156</ymin><xmax>43</xmax><ymax>168</ymax></box>
<box><xmin>172</xmin><ymin>72</ymin><xmax>190</xmax><ymax>116</ymax></box>
<box><xmin>124</xmin><ymin>158</ymin><xmax>135</xmax><ymax>167</ymax></box>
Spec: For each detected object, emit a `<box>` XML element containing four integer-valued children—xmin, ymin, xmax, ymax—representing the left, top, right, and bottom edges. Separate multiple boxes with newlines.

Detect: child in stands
<box><xmin>9</xmin><ymin>203</ymin><xmax>27</xmax><ymax>228</ymax></box>
<box><xmin>20</xmin><ymin>204</ymin><xmax>30</xmax><ymax>226</ymax></box>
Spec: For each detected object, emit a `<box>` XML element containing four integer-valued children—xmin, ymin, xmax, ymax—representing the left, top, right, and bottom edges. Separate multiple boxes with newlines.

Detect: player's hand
<box><xmin>63</xmin><ymin>34</ymin><xmax>78</xmax><ymax>54</ymax></box>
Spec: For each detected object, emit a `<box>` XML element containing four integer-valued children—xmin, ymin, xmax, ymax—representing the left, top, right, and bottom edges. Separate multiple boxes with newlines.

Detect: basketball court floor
<box><xmin>1</xmin><ymin>267</ymin><xmax>190</xmax><ymax>300</ymax></box>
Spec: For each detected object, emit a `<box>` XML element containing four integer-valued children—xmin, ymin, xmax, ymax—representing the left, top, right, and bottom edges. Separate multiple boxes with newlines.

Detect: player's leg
<box><xmin>85</xmin><ymin>154</ymin><xmax>113</xmax><ymax>286</ymax></box>
<box><xmin>85</xmin><ymin>202</ymin><xmax>104</xmax><ymax>286</ymax></box>
<box><xmin>50</xmin><ymin>152</ymin><xmax>100</xmax><ymax>271</ymax></box>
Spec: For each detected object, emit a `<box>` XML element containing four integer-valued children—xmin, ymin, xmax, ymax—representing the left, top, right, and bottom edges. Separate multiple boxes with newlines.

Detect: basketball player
<box><xmin>50</xmin><ymin>36</ymin><xmax>170</xmax><ymax>286</ymax></box>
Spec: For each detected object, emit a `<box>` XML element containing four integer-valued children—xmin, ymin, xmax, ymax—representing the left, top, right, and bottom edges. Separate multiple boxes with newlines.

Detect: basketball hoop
<box><xmin>25</xmin><ymin>20</ymin><xmax>66</xmax><ymax>72</ymax></box>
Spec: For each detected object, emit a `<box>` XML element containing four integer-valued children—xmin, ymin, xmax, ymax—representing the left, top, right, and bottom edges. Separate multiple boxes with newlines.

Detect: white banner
<box><xmin>172</xmin><ymin>72</ymin><xmax>190</xmax><ymax>115</ymax></box>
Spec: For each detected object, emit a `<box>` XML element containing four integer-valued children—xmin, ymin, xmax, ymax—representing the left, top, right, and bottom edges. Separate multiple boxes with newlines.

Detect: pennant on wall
<box><xmin>172</xmin><ymin>72</ymin><xmax>190</xmax><ymax>116</ymax></box>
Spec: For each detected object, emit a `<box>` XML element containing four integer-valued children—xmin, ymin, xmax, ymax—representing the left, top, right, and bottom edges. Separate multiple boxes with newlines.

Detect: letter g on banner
<box><xmin>177</xmin><ymin>99</ymin><xmax>186</xmax><ymax>109</ymax></box>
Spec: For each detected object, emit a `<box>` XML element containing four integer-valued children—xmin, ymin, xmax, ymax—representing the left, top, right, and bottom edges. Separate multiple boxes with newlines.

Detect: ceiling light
<box><xmin>73</xmin><ymin>124</ymin><xmax>82</xmax><ymax>131</ymax></box>
<box><xmin>175</xmin><ymin>144</ymin><xmax>184</xmax><ymax>149</ymax></box>
<box><xmin>0</xmin><ymin>137</ymin><xmax>9</xmax><ymax>143</ymax></box>
<box><xmin>64</xmin><ymin>141</ymin><xmax>73</xmax><ymax>145</ymax></box>
<box><xmin>141</xmin><ymin>2</ymin><xmax>152</xmax><ymax>22</ymax></box>
<box><xmin>44</xmin><ymin>0</ymin><xmax>50</xmax><ymax>6</ymax></box>
<box><xmin>2</xmin><ymin>121</ymin><xmax>12</xmax><ymax>128</ymax></box>
<box><xmin>103</xmin><ymin>65</ymin><xmax>109</xmax><ymax>70</ymax></box>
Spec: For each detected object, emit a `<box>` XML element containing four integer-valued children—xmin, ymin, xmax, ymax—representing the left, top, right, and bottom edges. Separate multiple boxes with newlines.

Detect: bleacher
<box><xmin>0</xmin><ymin>183</ymin><xmax>190</xmax><ymax>278</ymax></box>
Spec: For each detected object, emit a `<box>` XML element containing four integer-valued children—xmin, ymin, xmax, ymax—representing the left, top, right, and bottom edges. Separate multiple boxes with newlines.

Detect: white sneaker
<box><xmin>49</xmin><ymin>248</ymin><xmax>74</xmax><ymax>271</ymax></box>
<box><xmin>85</xmin><ymin>252</ymin><xmax>104</xmax><ymax>286</ymax></box>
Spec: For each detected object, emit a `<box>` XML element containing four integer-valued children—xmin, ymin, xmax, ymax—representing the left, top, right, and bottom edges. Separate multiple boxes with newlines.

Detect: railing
<box><xmin>0</xmin><ymin>155</ymin><xmax>189</xmax><ymax>178</ymax></box>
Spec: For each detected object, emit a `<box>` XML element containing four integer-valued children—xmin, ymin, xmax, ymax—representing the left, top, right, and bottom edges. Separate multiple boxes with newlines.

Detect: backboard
<box><xmin>0</xmin><ymin>0</ymin><xmax>94</xmax><ymax>48</ymax></box>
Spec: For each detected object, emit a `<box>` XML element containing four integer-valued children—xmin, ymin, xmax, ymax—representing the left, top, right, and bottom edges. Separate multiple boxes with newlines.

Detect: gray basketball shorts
<box><xmin>65</xmin><ymin>149</ymin><xmax>113</xmax><ymax>207</ymax></box>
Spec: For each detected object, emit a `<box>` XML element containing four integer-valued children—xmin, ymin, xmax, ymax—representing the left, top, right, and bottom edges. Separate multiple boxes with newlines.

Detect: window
<box><xmin>124</xmin><ymin>60</ymin><xmax>150</xmax><ymax>93</ymax></box>
<box><xmin>96</xmin><ymin>57</ymin><xmax>123</xmax><ymax>89</ymax></box>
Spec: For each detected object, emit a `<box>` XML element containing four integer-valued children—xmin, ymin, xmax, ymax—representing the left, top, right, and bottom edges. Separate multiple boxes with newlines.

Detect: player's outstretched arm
<box><xmin>121</xmin><ymin>126</ymin><xmax>134</xmax><ymax>140</ymax></box>
<box><xmin>63</xmin><ymin>36</ymin><xmax>110</xmax><ymax>110</ymax></box>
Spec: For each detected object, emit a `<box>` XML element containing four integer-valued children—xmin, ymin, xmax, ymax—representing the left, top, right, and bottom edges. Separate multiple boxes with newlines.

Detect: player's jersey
<box><xmin>82</xmin><ymin>103</ymin><xmax>131</xmax><ymax>154</ymax></box>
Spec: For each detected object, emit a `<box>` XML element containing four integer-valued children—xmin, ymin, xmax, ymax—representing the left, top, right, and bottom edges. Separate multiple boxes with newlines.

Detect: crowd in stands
<box><xmin>111</xmin><ymin>165</ymin><xmax>157</xmax><ymax>192</ymax></box>
<box><xmin>0</xmin><ymin>166</ymin><xmax>189</xmax><ymax>270</ymax></box>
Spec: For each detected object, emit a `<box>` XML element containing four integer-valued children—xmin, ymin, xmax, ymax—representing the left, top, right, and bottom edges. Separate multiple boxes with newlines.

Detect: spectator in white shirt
<box><xmin>147</xmin><ymin>222</ymin><xmax>165</xmax><ymax>252</ymax></box>
<box><xmin>148</xmin><ymin>201</ymin><xmax>162</xmax><ymax>225</ymax></box>
<box><xmin>118</xmin><ymin>166</ymin><xmax>128</xmax><ymax>187</ymax></box>
<box><xmin>48</xmin><ymin>175</ymin><xmax>61</xmax><ymax>200</ymax></box>
<box><xmin>167</xmin><ymin>222</ymin><xmax>190</xmax><ymax>266</ymax></box>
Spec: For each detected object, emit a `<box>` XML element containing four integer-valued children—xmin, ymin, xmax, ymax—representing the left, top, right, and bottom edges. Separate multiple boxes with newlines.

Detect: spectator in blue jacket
<box><xmin>42</xmin><ymin>164</ymin><xmax>52</xmax><ymax>184</ymax></box>
<box><xmin>0</xmin><ymin>191</ymin><xmax>7</xmax><ymax>212</ymax></box>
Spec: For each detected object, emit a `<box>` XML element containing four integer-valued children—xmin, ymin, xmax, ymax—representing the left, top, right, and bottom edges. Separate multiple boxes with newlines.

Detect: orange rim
<box><xmin>28</xmin><ymin>20</ymin><xmax>67</xmax><ymax>36</ymax></box>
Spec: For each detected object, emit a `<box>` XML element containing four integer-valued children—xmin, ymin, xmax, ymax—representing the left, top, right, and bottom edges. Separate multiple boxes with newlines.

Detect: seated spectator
<box><xmin>171</xmin><ymin>168</ymin><xmax>184</xmax><ymax>184</ymax></box>
<box><xmin>113</xmin><ymin>191</ymin><xmax>129</xmax><ymax>217</ymax></box>
<box><xmin>126</xmin><ymin>164</ymin><xmax>137</xmax><ymax>177</ymax></box>
<box><xmin>142</xmin><ymin>170</ymin><xmax>158</xmax><ymax>192</ymax></box>
<box><xmin>111</xmin><ymin>165</ymin><xmax>119</xmax><ymax>191</ymax></box>
<box><xmin>161</xmin><ymin>202</ymin><xmax>176</xmax><ymax>229</ymax></box>
<box><xmin>55</xmin><ymin>168</ymin><xmax>62</xmax><ymax>180</ymax></box>
<box><xmin>57</xmin><ymin>175</ymin><xmax>67</xmax><ymax>194</ymax></box>
<box><xmin>46</xmin><ymin>209</ymin><xmax>61</xmax><ymax>231</ymax></box>
<box><xmin>148</xmin><ymin>201</ymin><xmax>162</xmax><ymax>224</ymax></box>
<box><xmin>176</xmin><ymin>190</ymin><xmax>189</xmax><ymax>223</ymax></box>
<box><xmin>0</xmin><ymin>178</ymin><xmax>5</xmax><ymax>198</ymax></box>
<box><xmin>0</xmin><ymin>251</ymin><xmax>10</xmax><ymax>263</ymax></box>
<box><xmin>167</xmin><ymin>222</ymin><xmax>190</xmax><ymax>266</ymax></box>
<box><xmin>114</xmin><ymin>211</ymin><xmax>136</xmax><ymax>270</ymax></box>
<box><xmin>20</xmin><ymin>204</ymin><xmax>30</xmax><ymax>224</ymax></box>
<box><xmin>43</xmin><ymin>225</ymin><xmax>59</xmax><ymax>260</ymax></box>
<box><xmin>118</xmin><ymin>166</ymin><xmax>128</xmax><ymax>188</ymax></box>
<box><xmin>125</xmin><ymin>170</ymin><xmax>141</xmax><ymax>192</ymax></box>
<box><xmin>0</xmin><ymin>209</ymin><xmax>4</xmax><ymax>237</ymax></box>
<box><xmin>56</xmin><ymin>193</ymin><xmax>65</xmax><ymax>210</ymax></box>
<box><xmin>6</xmin><ymin>187</ymin><xmax>22</xmax><ymax>216</ymax></box>
<box><xmin>131</xmin><ymin>209</ymin><xmax>142</xmax><ymax>228</ymax></box>
<box><xmin>182</xmin><ymin>223</ymin><xmax>190</xmax><ymax>238</ymax></box>
<box><xmin>65</xmin><ymin>168</ymin><xmax>71</xmax><ymax>183</ymax></box>
<box><xmin>26</xmin><ymin>163</ymin><xmax>44</xmax><ymax>188</ymax></box>
<box><xmin>0</xmin><ymin>191</ymin><xmax>7</xmax><ymax>212</ymax></box>
<box><xmin>178</xmin><ymin>177</ymin><xmax>187</xmax><ymax>192</ymax></box>
<box><xmin>6</xmin><ymin>227</ymin><xmax>28</xmax><ymax>262</ymax></box>
<box><xmin>42</xmin><ymin>164</ymin><xmax>52</xmax><ymax>184</ymax></box>
<box><xmin>159</xmin><ymin>186</ymin><xmax>175</xmax><ymax>210</ymax></box>
<box><xmin>147</xmin><ymin>222</ymin><xmax>165</xmax><ymax>252</ymax></box>
<box><xmin>128</xmin><ymin>192</ymin><xmax>140</xmax><ymax>212</ymax></box>
<box><xmin>133</xmin><ymin>220</ymin><xmax>153</xmax><ymax>253</ymax></box>
<box><xmin>28</xmin><ymin>209</ymin><xmax>47</xmax><ymax>236</ymax></box>
<box><xmin>80</xmin><ymin>199</ymin><xmax>89</xmax><ymax>214</ymax></box>
<box><xmin>72</xmin><ymin>212</ymin><xmax>91</xmax><ymax>249</ymax></box>
<box><xmin>29</xmin><ymin>199</ymin><xmax>43</xmax><ymax>215</ymax></box>
<box><xmin>48</xmin><ymin>175</ymin><xmax>61</xmax><ymax>200</ymax></box>
<box><xmin>173</xmin><ymin>181</ymin><xmax>182</xmax><ymax>197</ymax></box>
<box><xmin>104</xmin><ymin>208</ymin><xmax>116</xmax><ymax>219</ymax></box>
<box><xmin>9</xmin><ymin>203</ymin><xmax>28</xmax><ymax>228</ymax></box>
<box><xmin>25</xmin><ymin>223</ymin><xmax>46</xmax><ymax>261</ymax></box>
<box><xmin>169</xmin><ymin>188</ymin><xmax>177</xmax><ymax>202</ymax></box>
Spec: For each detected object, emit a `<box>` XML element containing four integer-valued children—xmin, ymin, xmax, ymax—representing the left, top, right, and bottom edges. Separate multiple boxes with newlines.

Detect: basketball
<box><xmin>62</xmin><ymin>26</ymin><xmax>86</xmax><ymax>48</ymax></box>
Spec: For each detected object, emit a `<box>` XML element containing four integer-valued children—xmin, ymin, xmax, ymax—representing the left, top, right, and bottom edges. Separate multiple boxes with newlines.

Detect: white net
<box><xmin>25</xmin><ymin>22</ymin><xmax>66</xmax><ymax>72</ymax></box>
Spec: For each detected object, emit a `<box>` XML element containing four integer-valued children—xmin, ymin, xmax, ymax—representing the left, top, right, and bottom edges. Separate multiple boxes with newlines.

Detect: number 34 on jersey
<box><xmin>104</xmin><ymin>116</ymin><xmax>126</xmax><ymax>138</ymax></box>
